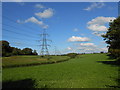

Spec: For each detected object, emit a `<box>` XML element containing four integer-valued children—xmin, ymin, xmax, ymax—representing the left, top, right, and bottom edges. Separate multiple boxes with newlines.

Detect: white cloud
<box><xmin>79</xmin><ymin>43</ymin><xmax>96</xmax><ymax>47</ymax></box>
<box><xmin>87</xmin><ymin>16</ymin><xmax>116</xmax><ymax>36</ymax></box>
<box><xmin>35</xmin><ymin>8</ymin><xmax>54</xmax><ymax>18</ymax></box>
<box><xmin>17</xmin><ymin>17</ymin><xmax>48</xmax><ymax>29</ymax></box>
<box><xmin>92</xmin><ymin>32</ymin><xmax>105</xmax><ymax>37</ymax></box>
<box><xmin>88</xmin><ymin>24</ymin><xmax>107</xmax><ymax>32</ymax></box>
<box><xmin>73</xmin><ymin>28</ymin><xmax>79</xmax><ymax>32</ymax></box>
<box><xmin>100</xmin><ymin>47</ymin><xmax>108</xmax><ymax>52</ymax></box>
<box><xmin>84</xmin><ymin>2</ymin><xmax>105</xmax><ymax>11</ymax></box>
<box><xmin>76</xmin><ymin>43</ymin><xmax>108</xmax><ymax>53</ymax></box>
<box><xmin>88</xmin><ymin>17</ymin><xmax>115</xmax><ymax>25</ymax></box>
<box><xmin>64</xmin><ymin>43</ymin><xmax>108</xmax><ymax>54</ymax></box>
<box><xmin>87</xmin><ymin>16</ymin><xmax>116</xmax><ymax>32</ymax></box>
<box><xmin>25</xmin><ymin>17</ymin><xmax>43</xmax><ymax>24</ymax></box>
<box><xmin>16</xmin><ymin>20</ymin><xmax>22</xmax><ymax>23</ymax></box>
<box><xmin>35</xmin><ymin>4</ymin><xmax>45</xmax><ymax>9</ymax></box>
<box><xmin>67</xmin><ymin>47</ymin><xmax>72</xmax><ymax>50</ymax></box>
<box><xmin>68</xmin><ymin>36</ymin><xmax>90</xmax><ymax>42</ymax></box>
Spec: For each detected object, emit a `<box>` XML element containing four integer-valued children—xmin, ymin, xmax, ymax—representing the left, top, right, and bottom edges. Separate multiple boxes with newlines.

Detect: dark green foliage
<box><xmin>12</xmin><ymin>48</ymin><xmax>22</xmax><ymax>55</ymax></box>
<box><xmin>1</xmin><ymin>40</ymin><xmax>11</xmax><ymax>56</ymax></box>
<box><xmin>100</xmin><ymin>52</ymin><xmax>104</xmax><ymax>54</ymax></box>
<box><xmin>1</xmin><ymin>40</ymin><xmax>38</xmax><ymax>57</ymax></box>
<box><xmin>3</xmin><ymin>79</ymin><xmax>36</xmax><ymax>89</ymax></box>
<box><xmin>22</xmin><ymin>48</ymin><xmax>33</xmax><ymax>55</ymax></box>
<box><xmin>67</xmin><ymin>53</ymin><xmax>78</xmax><ymax>58</ymax></box>
<box><xmin>32</xmin><ymin>50</ymin><xmax>38</xmax><ymax>55</ymax></box>
<box><xmin>102</xmin><ymin>16</ymin><xmax>120</xmax><ymax>59</ymax></box>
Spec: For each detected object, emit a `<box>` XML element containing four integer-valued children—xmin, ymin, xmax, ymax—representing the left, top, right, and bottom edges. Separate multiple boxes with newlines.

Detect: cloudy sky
<box><xmin>2</xmin><ymin>2</ymin><xmax>118</xmax><ymax>54</ymax></box>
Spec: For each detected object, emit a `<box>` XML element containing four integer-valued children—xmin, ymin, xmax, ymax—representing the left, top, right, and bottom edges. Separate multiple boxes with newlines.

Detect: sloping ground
<box><xmin>2</xmin><ymin>55</ymin><xmax>70</xmax><ymax>68</ymax></box>
<box><xmin>2</xmin><ymin>54</ymin><xmax>119</xmax><ymax>88</ymax></box>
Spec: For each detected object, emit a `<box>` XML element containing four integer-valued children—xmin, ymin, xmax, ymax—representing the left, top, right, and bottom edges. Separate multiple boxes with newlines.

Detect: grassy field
<box><xmin>2</xmin><ymin>54</ymin><xmax>119</xmax><ymax>88</ymax></box>
<box><xmin>2</xmin><ymin>55</ymin><xmax>70</xmax><ymax>68</ymax></box>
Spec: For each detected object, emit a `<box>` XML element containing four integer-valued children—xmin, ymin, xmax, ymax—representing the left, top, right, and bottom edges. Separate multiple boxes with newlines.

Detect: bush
<box><xmin>100</xmin><ymin>52</ymin><xmax>104</xmax><ymax>53</ymax></box>
<box><xmin>109</xmin><ymin>49</ymin><xmax>120</xmax><ymax>58</ymax></box>
<box><xmin>117</xmin><ymin>57</ymin><xmax>120</xmax><ymax>63</ymax></box>
<box><xmin>67</xmin><ymin>53</ymin><xmax>78</xmax><ymax>58</ymax></box>
<box><xmin>5</xmin><ymin>53</ymin><xmax>12</xmax><ymax>57</ymax></box>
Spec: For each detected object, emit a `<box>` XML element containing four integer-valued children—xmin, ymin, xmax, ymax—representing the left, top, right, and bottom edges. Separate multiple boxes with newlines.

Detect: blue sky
<box><xmin>2</xmin><ymin>2</ymin><xmax>118</xmax><ymax>54</ymax></box>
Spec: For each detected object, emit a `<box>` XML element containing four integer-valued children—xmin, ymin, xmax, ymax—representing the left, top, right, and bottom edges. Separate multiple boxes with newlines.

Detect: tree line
<box><xmin>0</xmin><ymin>40</ymin><xmax>38</xmax><ymax>57</ymax></box>
<box><xmin>102</xmin><ymin>16</ymin><xmax>120</xmax><ymax>61</ymax></box>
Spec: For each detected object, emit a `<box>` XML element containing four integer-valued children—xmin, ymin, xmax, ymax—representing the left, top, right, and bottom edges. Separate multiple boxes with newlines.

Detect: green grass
<box><xmin>2</xmin><ymin>54</ymin><xmax>119</xmax><ymax>88</ymax></box>
<box><xmin>2</xmin><ymin>55</ymin><xmax>70</xmax><ymax>67</ymax></box>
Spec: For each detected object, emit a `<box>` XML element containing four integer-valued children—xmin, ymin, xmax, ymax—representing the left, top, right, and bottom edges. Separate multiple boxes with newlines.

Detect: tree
<box><xmin>32</xmin><ymin>50</ymin><xmax>38</xmax><ymax>55</ymax></box>
<box><xmin>22</xmin><ymin>48</ymin><xmax>33</xmax><ymax>55</ymax></box>
<box><xmin>1</xmin><ymin>40</ymin><xmax>38</xmax><ymax>57</ymax></box>
<box><xmin>67</xmin><ymin>53</ymin><xmax>78</xmax><ymax>58</ymax></box>
<box><xmin>12</xmin><ymin>48</ymin><xmax>22</xmax><ymax>55</ymax></box>
<box><xmin>102</xmin><ymin>16</ymin><xmax>120</xmax><ymax>59</ymax></box>
<box><xmin>1</xmin><ymin>40</ymin><xmax>11</xmax><ymax>56</ymax></box>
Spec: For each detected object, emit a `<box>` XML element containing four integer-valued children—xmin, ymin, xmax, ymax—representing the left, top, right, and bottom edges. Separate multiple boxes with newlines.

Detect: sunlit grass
<box><xmin>2</xmin><ymin>55</ymin><xmax>69</xmax><ymax>67</ymax></box>
<box><xmin>2</xmin><ymin>54</ymin><xmax>118</xmax><ymax>88</ymax></box>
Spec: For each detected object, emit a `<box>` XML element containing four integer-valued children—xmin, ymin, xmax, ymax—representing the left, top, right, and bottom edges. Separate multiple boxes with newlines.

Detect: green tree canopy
<box><xmin>1</xmin><ymin>40</ymin><xmax>11</xmax><ymax>56</ymax></box>
<box><xmin>22</xmin><ymin>48</ymin><xmax>33</xmax><ymax>55</ymax></box>
<box><xmin>33</xmin><ymin>50</ymin><xmax>38</xmax><ymax>55</ymax></box>
<box><xmin>1</xmin><ymin>40</ymin><xmax>38</xmax><ymax>57</ymax></box>
<box><xmin>102</xmin><ymin>16</ymin><xmax>120</xmax><ymax>58</ymax></box>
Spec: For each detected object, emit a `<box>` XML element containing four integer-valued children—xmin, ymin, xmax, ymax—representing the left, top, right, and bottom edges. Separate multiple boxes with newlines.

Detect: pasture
<box><xmin>2</xmin><ymin>54</ymin><xmax>119</xmax><ymax>88</ymax></box>
<box><xmin>2</xmin><ymin>55</ymin><xmax>70</xmax><ymax>68</ymax></box>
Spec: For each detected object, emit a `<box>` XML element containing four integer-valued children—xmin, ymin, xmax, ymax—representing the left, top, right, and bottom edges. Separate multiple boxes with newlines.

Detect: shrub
<box><xmin>67</xmin><ymin>53</ymin><xmax>78</xmax><ymax>58</ymax></box>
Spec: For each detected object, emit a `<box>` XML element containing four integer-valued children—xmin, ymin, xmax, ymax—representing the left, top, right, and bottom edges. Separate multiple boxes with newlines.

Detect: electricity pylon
<box><xmin>40</xmin><ymin>29</ymin><xmax>51</xmax><ymax>56</ymax></box>
<box><xmin>54</xmin><ymin>46</ymin><xmax>61</xmax><ymax>55</ymax></box>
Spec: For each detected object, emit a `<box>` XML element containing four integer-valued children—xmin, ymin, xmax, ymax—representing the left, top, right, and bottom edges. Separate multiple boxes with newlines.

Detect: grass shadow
<box><xmin>97</xmin><ymin>56</ymin><xmax>120</xmax><ymax>88</ymax></box>
<box><xmin>2</xmin><ymin>79</ymin><xmax>37</xmax><ymax>89</ymax></box>
<box><xmin>105</xmin><ymin>78</ymin><xmax>120</xmax><ymax>88</ymax></box>
<box><xmin>106</xmin><ymin>54</ymin><xmax>116</xmax><ymax>60</ymax></box>
<box><xmin>97</xmin><ymin>61</ymin><xmax>119</xmax><ymax>66</ymax></box>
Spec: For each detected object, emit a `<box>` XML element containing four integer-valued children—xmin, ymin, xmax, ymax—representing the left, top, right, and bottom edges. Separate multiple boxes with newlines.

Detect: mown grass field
<box><xmin>2</xmin><ymin>54</ymin><xmax>119</xmax><ymax>88</ymax></box>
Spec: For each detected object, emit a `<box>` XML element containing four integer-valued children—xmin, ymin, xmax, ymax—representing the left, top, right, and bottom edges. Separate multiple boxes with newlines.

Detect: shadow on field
<box><xmin>105</xmin><ymin>78</ymin><xmax>120</xmax><ymax>88</ymax></box>
<box><xmin>97</xmin><ymin>61</ymin><xmax>119</xmax><ymax>66</ymax></box>
<box><xmin>97</xmin><ymin>57</ymin><xmax>120</xmax><ymax>88</ymax></box>
<box><xmin>2</xmin><ymin>79</ymin><xmax>37</xmax><ymax>89</ymax></box>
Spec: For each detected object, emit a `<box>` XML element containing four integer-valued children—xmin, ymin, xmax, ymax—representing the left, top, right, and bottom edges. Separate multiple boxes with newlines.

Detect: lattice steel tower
<box><xmin>54</xmin><ymin>46</ymin><xmax>61</xmax><ymax>55</ymax></box>
<box><xmin>40</xmin><ymin>29</ymin><xmax>50</xmax><ymax>56</ymax></box>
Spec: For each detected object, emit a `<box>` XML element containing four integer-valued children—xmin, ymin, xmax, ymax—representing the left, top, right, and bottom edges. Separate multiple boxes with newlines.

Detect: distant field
<box><xmin>2</xmin><ymin>55</ymin><xmax>70</xmax><ymax>68</ymax></box>
<box><xmin>2</xmin><ymin>54</ymin><xmax>119</xmax><ymax>88</ymax></box>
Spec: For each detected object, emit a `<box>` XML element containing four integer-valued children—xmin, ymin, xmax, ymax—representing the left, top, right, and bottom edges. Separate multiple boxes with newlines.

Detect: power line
<box><xmin>2</xmin><ymin>37</ymin><xmax>37</xmax><ymax>47</ymax></box>
<box><xmin>9</xmin><ymin>41</ymin><xmax>37</xmax><ymax>47</ymax></box>
<box><xmin>2</xmin><ymin>7</ymin><xmax>38</xmax><ymax>32</ymax></box>
<box><xmin>2</xmin><ymin>28</ymin><xmax>38</xmax><ymax>39</ymax></box>
<box><xmin>2</xmin><ymin>15</ymin><xmax>41</xmax><ymax>33</ymax></box>
<box><xmin>2</xmin><ymin>23</ymin><xmax>38</xmax><ymax>38</ymax></box>
<box><xmin>3</xmin><ymin>34</ymin><xmax>36</xmax><ymax>41</ymax></box>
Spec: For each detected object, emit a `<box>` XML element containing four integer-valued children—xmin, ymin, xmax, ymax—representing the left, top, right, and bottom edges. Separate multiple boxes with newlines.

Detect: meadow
<box><xmin>2</xmin><ymin>55</ymin><xmax>70</xmax><ymax>68</ymax></box>
<box><xmin>2</xmin><ymin>53</ymin><xmax>119</xmax><ymax>88</ymax></box>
